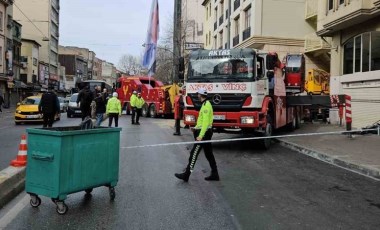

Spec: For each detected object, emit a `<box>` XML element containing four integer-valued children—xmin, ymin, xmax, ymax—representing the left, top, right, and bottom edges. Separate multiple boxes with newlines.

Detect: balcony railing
<box><xmin>219</xmin><ymin>15</ymin><xmax>224</xmax><ymax>26</ymax></box>
<box><xmin>233</xmin><ymin>35</ymin><xmax>239</xmax><ymax>47</ymax></box>
<box><xmin>242</xmin><ymin>27</ymin><xmax>251</xmax><ymax>41</ymax></box>
<box><xmin>305</xmin><ymin>33</ymin><xmax>331</xmax><ymax>53</ymax></box>
<box><xmin>305</xmin><ymin>0</ymin><xmax>318</xmax><ymax>20</ymax></box>
<box><xmin>234</xmin><ymin>0</ymin><xmax>240</xmax><ymax>11</ymax></box>
<box><xmin>214</xmin><ymin>22</ymin><xmax>217</xmax><ymax>31</ymax></box>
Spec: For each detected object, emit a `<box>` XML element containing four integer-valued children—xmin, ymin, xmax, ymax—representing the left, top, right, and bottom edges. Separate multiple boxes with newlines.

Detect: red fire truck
<box><xmin>116</xmin><ymin>75</ymin><xmax>181</xmax><ymax>118</ymax></box>
<box><xmin>182</xmin><ymin>48</ymin><xmax>348</xmax><ymax>149</ymax></box>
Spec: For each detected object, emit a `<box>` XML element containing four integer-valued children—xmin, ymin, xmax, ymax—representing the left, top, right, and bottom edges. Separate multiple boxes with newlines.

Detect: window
<box><xmin>209</xmin><ymin>3</ymin><xmax>211</xmax><ymax>17</ymax></box>
<box><xmin>33</xmin><ymin>58</ymin><xmax>38</xmax><ymax>66</ymax></box>
<box><xmin>214</xmin><ymin>36</ymin><xmax>217</xmax><ymax>49</ymax></box>
<box><xmin>354</xmin><ymin>36</ymin><xmax>361</xmax><ymax>72</ymax></box>
<box><xmin>0</xmin><ymin>46</ymin><xmax>2</xmax><ymax>65</ymax></box>
<box><xmin>209</xmin><ymin>31</ymin><xmax>211</xmax><ymax>45</ymax></box>
<box><xmin>328</xmin><ymin>0</ymin><xmax>333</xmax><ymax>11</ymax></box>
<box><xmin>0</xmin><ymin>12</ymin><xmax>3</xmax><ymax>31</ymax></box>
<box><xmin>343</xmin><ymin>31</ymin><xmax>380</xmax><ymax>74</ymax></box>
<box><xmin>206</xmin><ymin>7</ymin><xmax>208</xmax><ymax>20</ymax></box>
<box><xmin>372</xmin><ymin>32</ymin><xmax>380</xmax><ymax>71</ymax></box>
<box><xmin>339</xmin><ymin>0</ymin><xmax>345</xmax><ymax>5</ymax></box>
<box><xmin>244</xmin><ymin>6</ymin><xmax>251</xmax><ymax>29</ymax></box>
<box><xmin>362</xmin><ymin>33</ymin><xmax>370</xmax><ymax>72</ymax></box>
<box><xmin>234</xmin><ymin>16</ymin><xmax>240</xmax><ymax>36</ymax></box>
<box><xmin>206</xmin><ymin>34</ymin><xmax>208</xmax><ymax>45</ymax></box>
<box><xmin>215</xmin><ymin>7</ymin><xmax>218</xmax><ymax>21</ymax></box>
<box><xmin>219</xmin><ymin>31</ymin><xmax>223</xmax><ymax>48</ymax></box>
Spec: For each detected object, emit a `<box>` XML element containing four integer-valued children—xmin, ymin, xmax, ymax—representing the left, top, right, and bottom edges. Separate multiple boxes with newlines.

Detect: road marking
<box><xmin>0</xmin><ymin>126</ymin><xmax>12</xmax><ymax>130</ymax></box>
<box><xmin>0</xmin><ymin>194</ymin><xmax>29</xmax><ymax>229</ymax></box>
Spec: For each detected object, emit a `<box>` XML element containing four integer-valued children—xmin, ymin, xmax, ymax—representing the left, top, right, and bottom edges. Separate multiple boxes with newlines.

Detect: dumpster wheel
<box><xmin>109</xmin><ymin>187</ymin><xmax>116</xmax><ymax>200</ymax></box>
<box><xmin>30</xmin><ymin>195</ymin><xmax>41</xmax><ymax>208</ymax></box>
<box><xmin>56</xmin><ymin>201</ymin><xmax>68</xmax><ymax>215</ymax></box>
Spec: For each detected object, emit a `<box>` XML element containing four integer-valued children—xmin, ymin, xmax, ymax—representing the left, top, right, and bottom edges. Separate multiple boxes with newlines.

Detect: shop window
<box><xmin>371</xmin><ymin>32</ymin><xmax>380</xmax><ymax>71</ymax></box>
<box><xmin>343</xmin><ymin>31</ymin><xmax>380</xmax><ymax>74</ymax></box>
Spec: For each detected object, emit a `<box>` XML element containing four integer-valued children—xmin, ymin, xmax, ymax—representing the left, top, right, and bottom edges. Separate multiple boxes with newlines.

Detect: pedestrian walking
<box><xmin>130</xmin><ymin>91</ymin><xmax>137</xmax><ymax>124</ymax></box>
<box><xmin>173</xmin><ymin>90</ymin><xmax>184</xmax><ymax>135</ymax></box>
<box><xmin>77</xmin><ymin>85</ymin><xmax>94</xmax><ymax>121</ymax></box>
<box><xmin>38</xmin><ymin>87</ymin><xmax>60</xmax><ymax>128</ymax></box>
<box><xmin>0</xmin><ymin>94</ymin><xmax>4</xmax><ymax>112</ymax></box>
<box><xmin>106</xmin><ymin>92</ymin><xmax>121</xmax><ymax>127</ymax></box>
<box><xmin>134</xmin><ymin>92</ymin><xmax>145</xmax><ymax>125</ymax></box>
<box><xmin>175</xmin><ymin>88</ymin><xmax>219</xmax><ymax>182</ymax></box>
<box><xmin>94</xmin><ymin>93</ymin><xmax>106</xmax><ymax>126</ymax></box>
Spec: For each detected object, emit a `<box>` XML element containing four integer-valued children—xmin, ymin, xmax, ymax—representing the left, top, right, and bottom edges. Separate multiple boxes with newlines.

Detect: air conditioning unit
<box><xmin>21</xmin><ymin>62</ymin><xmax>27</xmax><ymax>69</ymax></box>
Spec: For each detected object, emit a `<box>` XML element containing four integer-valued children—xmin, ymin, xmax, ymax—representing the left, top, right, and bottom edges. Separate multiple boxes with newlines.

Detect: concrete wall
<box><xmin>261</xmin><ymin>0</ymin><xmax>314</xmax><ymax>38</ymax></box>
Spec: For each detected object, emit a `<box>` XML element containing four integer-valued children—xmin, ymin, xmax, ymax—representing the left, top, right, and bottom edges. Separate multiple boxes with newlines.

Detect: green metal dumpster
<box><xmin>25</xmin><ymin>126</ymin><xmax>121</xmax><ymax>215</ymax></box>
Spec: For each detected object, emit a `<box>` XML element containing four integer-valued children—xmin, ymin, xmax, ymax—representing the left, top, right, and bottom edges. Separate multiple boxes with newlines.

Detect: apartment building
<box><xmin>58</xmin><ymin>45</ymin><xmax>96</xmax><ymax>80</ymax></box>
<box><xmin>101</xmin><ymin>61</ymin><xmax>116</xmax><ymax>86</ymax></box>
<box><xmin>182</xmin><ymin>0</ymin><xmax>204</xmax><ymax>48</ymax></box>
<box><xmin>202</xmin><ymin>0</ymin><xmax>324</xmax><ymax>69</ymax></box>
<box><xmin>20</xmin><ymin>39</ymin><xmax>40</xmax><ymax>86</ymax></box>
<box><xmin>13</xmin><ymin>0</ymin><xmax>60</xmax><ymax>84</ymax></box>
<box><xmin>316</xmin><ymin>0</ymin><xmax>380</xmax><ymax>128</ymax></box>
<box><xmin>92</xmin><ymin>57</ymin><xmax>102</xmax><ymax>80</ymax></box>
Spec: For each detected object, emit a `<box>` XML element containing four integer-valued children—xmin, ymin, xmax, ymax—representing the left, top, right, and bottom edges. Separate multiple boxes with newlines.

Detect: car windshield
<box><xmin>58</xmin><ymin>97</ymin><xmax>64</xmax><ymax>103</ymax></box>
<box><xmin>70</xmin><ymin>94</ymin><xmax>78</xmax><ymax>102</ymax></box>
<box><xmin>23</xmin><ymin>98</ymin><xmax>40</xmax><ymax>105</ymax></box>
<box><xmin>188</xmin><ymin>58</ymin><xmax>254</xmax><ymax>82</ymax></box>
<box><xmin>286</xmin><ymin>55</ymin><xmax>302</xmax><ymax>73</ymax></box>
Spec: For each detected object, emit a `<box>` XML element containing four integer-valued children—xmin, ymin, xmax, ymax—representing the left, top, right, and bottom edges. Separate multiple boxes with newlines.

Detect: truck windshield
<box><xmin>187</xmin><ymin>58</ymin><xmax>254</xmax><ymax>82</ymax></box>
<box><xmin>286</xmin><ymin>55</ymin><xmax>302</xmax><ymax>73</ymax></box>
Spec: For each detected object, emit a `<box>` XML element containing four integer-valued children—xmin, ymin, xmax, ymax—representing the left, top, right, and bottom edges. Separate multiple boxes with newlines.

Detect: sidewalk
<box><xmin>277</xmin><ymin>123</ymin><xmax>380</xmax><ymax>180</ymax></box>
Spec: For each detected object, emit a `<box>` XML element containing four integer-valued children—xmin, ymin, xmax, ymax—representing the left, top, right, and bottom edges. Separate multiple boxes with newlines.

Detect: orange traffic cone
<box><xmin>10</xmin><ymin>134</ymin><xmax>28</xmax><ymax>167</ymax></box>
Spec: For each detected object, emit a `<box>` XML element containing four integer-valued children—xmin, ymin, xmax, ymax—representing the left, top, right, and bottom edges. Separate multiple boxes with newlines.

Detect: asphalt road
<box><xmin>0</xmin><ymin>115</ymin><xmax>380</xmax><ymax>229</ymax></box>
<box><xmin>0</xmin><ymin>110</ymin><xmax>80</xmax><ymax>171</ymax></box>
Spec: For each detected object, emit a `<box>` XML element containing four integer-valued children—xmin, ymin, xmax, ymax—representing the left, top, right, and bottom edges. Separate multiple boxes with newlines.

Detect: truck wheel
<box><xmin>260</xmin><ymin>115</ymin><xmax>273</xmax><ymax>150</ymax></box>
<box><xmin>142</xmin><ymin>104</ymin><xmax>149</xmax><ymax>117</ymax></box>
<box><xmin>149</xmin><ymin>104</ymin><xmax>157</xmax><ymax>118</ymax></box>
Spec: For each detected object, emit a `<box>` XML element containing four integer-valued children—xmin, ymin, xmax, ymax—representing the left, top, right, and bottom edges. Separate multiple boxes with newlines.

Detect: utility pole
<box><xmin>173</xmin><ymin>0</ymin><xmax>182</xmax><ymax>83</ymax></box>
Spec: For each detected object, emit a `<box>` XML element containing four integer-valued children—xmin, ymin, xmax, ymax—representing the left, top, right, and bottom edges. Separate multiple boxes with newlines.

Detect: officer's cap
<box><xmin>197</xmin><ymin>88</ymin><xmax>207</xmax><ymax>96</ymax></box>
<box><xmin>133</xmin><ymin>91</ymin><xmax>137</xmax><ymax>94</ymax></box>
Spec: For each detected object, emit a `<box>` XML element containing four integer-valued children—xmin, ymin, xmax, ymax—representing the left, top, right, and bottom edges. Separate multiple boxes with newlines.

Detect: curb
<box><xmin>277</xmin><ymin>139</ymin><xmax>380</xmax><ymax>181</ymax></box>
<box><xmin>0</xmin><ymin>166</ymin><xmax>26</xmax><ymax>208</ymax></box>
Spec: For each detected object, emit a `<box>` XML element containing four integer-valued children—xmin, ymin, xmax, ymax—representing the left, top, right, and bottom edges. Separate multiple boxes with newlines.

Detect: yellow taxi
<box><xmin>14</xmin><ymin>95</ymin><xmax>60</xmax><ymax>125</ymax></box>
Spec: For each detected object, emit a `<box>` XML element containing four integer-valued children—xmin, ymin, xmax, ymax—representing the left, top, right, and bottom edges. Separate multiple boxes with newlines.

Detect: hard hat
<box><xmin>112</xmin><ymin>92</ymin><xmax>118</xmax><ymax>97</ymax></box>
<box><xmin>197</xmin><ymin>88</ymin><xmax>207</xmax><ymax>96</ymax></box>
<box><xmin>133</xmin><ymin>91</ymin><xmax>137</xmax><ymax>94</ymax></box>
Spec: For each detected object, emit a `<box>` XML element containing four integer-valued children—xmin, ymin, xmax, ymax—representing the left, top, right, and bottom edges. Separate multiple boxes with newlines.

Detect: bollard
<box><xmin>345</xmin><ymin>95</ymin><xmax>352</xmax><ymax>138</ymax></box>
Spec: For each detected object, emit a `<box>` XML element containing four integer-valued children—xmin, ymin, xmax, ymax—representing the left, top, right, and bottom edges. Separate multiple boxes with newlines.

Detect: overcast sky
<box><xmin>60</xmin><ymin>0</ymin><xmax>173</xmax><ymax>67</ymax></box>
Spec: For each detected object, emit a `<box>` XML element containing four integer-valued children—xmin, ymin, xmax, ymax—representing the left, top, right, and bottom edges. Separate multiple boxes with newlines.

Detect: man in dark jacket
<box><xmin>39</xmin><ymin>87</ymin><xmax>60</xmax><ymax>128</ymax></box>
<box><xmin>94</xmin><ymin>93</ymin><xmax>106</xmax><ymax>126</ymax></box>
<box><xmin>77</xmin><ymin>85</ymin><xmax>94</xmax><ymax>120</ymax></box>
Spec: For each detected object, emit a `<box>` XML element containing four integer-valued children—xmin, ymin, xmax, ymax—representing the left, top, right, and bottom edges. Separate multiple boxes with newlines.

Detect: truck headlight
<box><xmin>185</xmin><ymin>115</ymin><xmax>196</xmax><ymax>122</ymax></box>
<box><xmin>241</xmin><ymin>116</ymin><xmax>254</xmax><ymax>124</ymax></box>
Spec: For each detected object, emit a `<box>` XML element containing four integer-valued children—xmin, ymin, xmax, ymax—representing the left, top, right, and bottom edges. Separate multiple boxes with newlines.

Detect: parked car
<box><xmin>14</xmin><ymin>96</ymin><xmax>60</xmax><ymax>125</ymax></box>
<box><xmin>67</xmin><ymin>93</ymin><xmax>82</xmax><ymax>118</ymax></box>
<box><xmin>58</xmin><ymin>97</ymin><xmax>69</xmax><ymax>112</ymax></box>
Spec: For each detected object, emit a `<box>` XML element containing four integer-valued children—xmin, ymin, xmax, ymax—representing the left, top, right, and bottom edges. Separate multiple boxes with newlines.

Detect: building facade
<box><xmin>13</xmin><ymin>0</ymin><xmax>60</xmax><ymax>85</ymax></box>
<box><xmin>202</xmin><ymin>0</ymin><xmax>324</xmax><ymax>70</ymax></box>
<box><xmin>20</xmin><ymin>39</ymin><xmax>40</xmax><ymax>86</ymax></box>
<box><xmin>316</xmin><ymin>0</ymin><xmax>380</xmax><ymax>128</ymax></box>
<box><xmin>101</xmin><ymin>61</ymin><xmax>116</xmax><ymax>86</ymax></box>
<box><xmin>92</xmin><ymin>57</ymin><xmax>102</xmax><ymax>80</ymax></box>
<box><xmin>58</xmin><ymin>54</ymin><xmax>88</xmax><ymax>91</ymax></box>
<box><xmin>182</xmin><ymin>0</ymin><xmax>205</xmax><ymax>48</ymax></box>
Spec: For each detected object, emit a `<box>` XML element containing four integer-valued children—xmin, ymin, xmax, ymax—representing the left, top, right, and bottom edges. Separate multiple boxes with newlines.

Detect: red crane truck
<box><xmin>181</xmin><ymin>48</ymin><xmax>349</xmax><ymax>149</ymax></box>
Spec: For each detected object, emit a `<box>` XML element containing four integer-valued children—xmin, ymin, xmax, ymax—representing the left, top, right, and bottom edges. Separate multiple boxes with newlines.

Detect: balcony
<box><xmin>317</xmin><ymin>0</ymin><xmax>380</xmax><ymax>36</ymax></box>
<box><xmin>219</xmin><ymin>15</ymin><xmax>224</xmax><ymax>26</ymax></box>
<box><xmin>242</xmin><ymin>27</ymin><xmax>251</xmax><ymax>41</ymax></box>
<box><xmin>214</xmin><ymin>22</ymin><xmax>217</xmax><ymax>31</ymax></box>
<box><xmin>304</xmin><ymin>33</ymin><xmax>331</xmax><ymax>54</ymax></box>
<box><xmin>234</xmin><ymin>0</ymin><xmax>240</xmax><ymax>11</ymax></box>
<box><xmin>305</xmin><ymin>0</ymin><xmax>317</xmax><ymax>21</ymax></box>
<box><xmin>233</xmin><ymin>35</ymin><xmax>239</xmax><ymax>47</ymax></box>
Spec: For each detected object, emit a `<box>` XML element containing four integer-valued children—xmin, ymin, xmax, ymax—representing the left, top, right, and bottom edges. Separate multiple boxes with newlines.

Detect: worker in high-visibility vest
<box><xmin>134</xmin><ymin>92</ymin><xmax>145</xmax><ymax>125</ymax></box>
<box><xmin>130</xmin><ymin>91</ymin><xmax>137</xmax><ymax>124</ymax></box>
<box><xmin>175</xmin><ymin>88</ymin><xmax>219</xmax><ymax>182</ymax></box>
<box><xmin>173</xmin><ymin>90</ymin><xmax>184</xmax><ymax>135</ymax></box>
